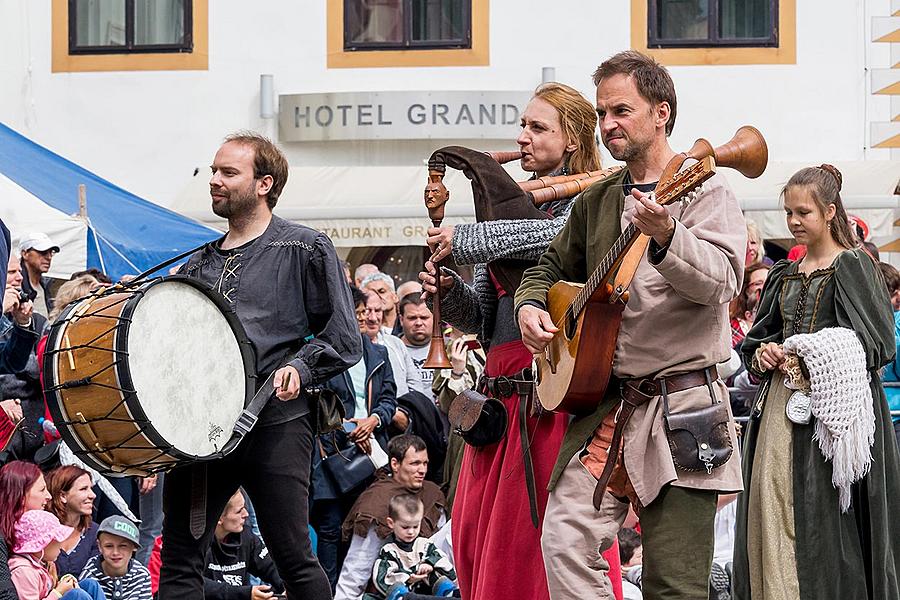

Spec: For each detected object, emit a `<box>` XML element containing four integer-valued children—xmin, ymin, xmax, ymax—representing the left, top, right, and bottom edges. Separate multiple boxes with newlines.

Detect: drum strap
<box><xmin>189</xmin><ymin>370</ymin><xmax>279</xmax><ymax>540</ymax></box>
<box><xmin>220</xmin><ymin>370</ymin><xmax>279</xmax><ymax>456</ymax></box>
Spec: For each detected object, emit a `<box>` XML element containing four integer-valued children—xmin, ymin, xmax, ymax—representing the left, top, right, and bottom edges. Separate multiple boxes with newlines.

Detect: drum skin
<box><xmin>42</xmin><ymin>277</ymin><xmax>254</xmax><ymax>477</ymax></box>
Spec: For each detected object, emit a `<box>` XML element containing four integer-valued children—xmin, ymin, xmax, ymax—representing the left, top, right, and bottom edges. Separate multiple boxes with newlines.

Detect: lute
<box><xmin>534</xmin><ymin>124</ymin><xmax>769</xmax><ymax>414</ymax></box>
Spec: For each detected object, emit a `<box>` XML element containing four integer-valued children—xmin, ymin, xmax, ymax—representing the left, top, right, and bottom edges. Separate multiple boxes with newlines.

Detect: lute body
<box><xmin>535</xmin><ymin>281</ymin><xmax>624</xmax><ymax>414</ymax></box>
<box><xmin>532</xmin><ymin>126</ymin><xmax>768</xmax><ymax>415</ymax></box>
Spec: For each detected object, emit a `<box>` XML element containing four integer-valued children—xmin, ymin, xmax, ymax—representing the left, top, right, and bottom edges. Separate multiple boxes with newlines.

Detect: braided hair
<box><xmin>782</xmin><ymin>164</ymin><xmax>857</xmax><ymax>249</ymax></box>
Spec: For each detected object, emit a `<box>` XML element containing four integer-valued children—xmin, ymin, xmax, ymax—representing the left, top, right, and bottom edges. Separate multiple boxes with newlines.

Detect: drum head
<box><xmin>127</xmin><ymin>281</ymin><xmax>247</xmax><ymax>458</ymax></box>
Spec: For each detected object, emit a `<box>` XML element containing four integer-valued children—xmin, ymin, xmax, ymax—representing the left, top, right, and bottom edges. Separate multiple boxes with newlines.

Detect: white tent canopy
<box><xmin>173</xmin><ymin>161</ymin><xmax>899</xmax><ymax>247</ymax></box>
<box><xmin>0</xmin><ymin>173</ymin><xmax>88</xmax><ymax>278</ymax></box>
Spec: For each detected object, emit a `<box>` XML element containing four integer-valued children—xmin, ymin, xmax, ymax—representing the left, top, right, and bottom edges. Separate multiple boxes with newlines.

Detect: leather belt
<box><xmin>478</xmin><ymin>368</ymin><xmax>542</xmax><ymax>529</ymax></box>
<box><xmin>591</xmin><ymin>365</ymin><xmax>718</xmax><ymax>510</ymax></box>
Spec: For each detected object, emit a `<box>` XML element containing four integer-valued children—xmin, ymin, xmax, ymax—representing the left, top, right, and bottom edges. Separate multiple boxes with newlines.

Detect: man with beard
<box><xmin>334</xmin><ymin>435</ymin><xmax>446</xmax><ymax>600</ymax></box>
<box><xmin>397</xmin><ymin>294</ymin><xmax>434</xmax><ymax>399</ymax></box>
<box><xmin>516</xmin><ymin>51</ymin><xmax>745</xmax><ymax>599</ymax></box>
<box><xmin>160</xmin><ymin>131</ymin><xmax>362</xmax><ymax>600</ymax></box>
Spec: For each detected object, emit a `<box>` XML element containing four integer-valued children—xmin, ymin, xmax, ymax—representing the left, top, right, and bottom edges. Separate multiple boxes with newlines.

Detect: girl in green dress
<box><xmin>733</xmin><ymin>165</ymin><xmax>900</xmax><ymax>600</ymax></box>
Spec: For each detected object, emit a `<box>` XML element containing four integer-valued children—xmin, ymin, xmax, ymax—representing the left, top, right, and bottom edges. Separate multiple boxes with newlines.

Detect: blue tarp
<box><xmin>0</xmin><ymin>122</ymin><xmax>219</xmax><ymax>280</ymax></box>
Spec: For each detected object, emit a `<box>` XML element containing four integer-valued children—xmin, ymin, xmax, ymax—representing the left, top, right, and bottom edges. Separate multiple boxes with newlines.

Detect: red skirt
<box><xmin>450</xmin><ymin>341</ymin><xmax>624</xmax><ymax>600</ymax></box>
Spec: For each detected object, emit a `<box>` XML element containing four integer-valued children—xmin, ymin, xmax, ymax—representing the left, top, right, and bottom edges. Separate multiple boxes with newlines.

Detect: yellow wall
<box><xmin>631</xmin><ymin>0</ymin><xmax>796</xmax><ymax>66</ymax></box>
<box><xmin>326</xmin><ymin>0</ymin><xmax>489</xmax><ymax>68</ymax></box>
<box><xmin>52</xmin><ymin>0</ymin><xmax>208</xmax><ymax>72</ymax></box>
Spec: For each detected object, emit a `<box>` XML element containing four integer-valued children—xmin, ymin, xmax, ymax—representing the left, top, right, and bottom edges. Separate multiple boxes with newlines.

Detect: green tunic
<box><xmin>735</xmin><ymin>249</ymin><xmax>900</xmax><ymax>600</ymax></box>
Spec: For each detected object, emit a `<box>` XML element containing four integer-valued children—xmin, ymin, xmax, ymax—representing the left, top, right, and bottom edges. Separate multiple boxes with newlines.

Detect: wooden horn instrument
<box><xmin>486</xmin><ymin>150</ymin><xmax>625</xmax><ymax>204</ymax></box>
<box><xmin>686</xmin><ymin>125</ymin><xmax>768</xmax><ymax>179</ymax></box>
<box><xmin>422</xmin><ymin>162</ymin><xmax>452</xmax><ymax>369</ymax></box>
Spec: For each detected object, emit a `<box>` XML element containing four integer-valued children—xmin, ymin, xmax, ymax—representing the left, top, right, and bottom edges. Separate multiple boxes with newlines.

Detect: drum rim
<box><xmin>113</xmin><ymin>275</ymin><xmax>256</xmax><ymax>462</ymax></box>
<box><xmin>42</xmin><ymin>276</ymin><xmax>256</xmax><ymax>472</ymax></box>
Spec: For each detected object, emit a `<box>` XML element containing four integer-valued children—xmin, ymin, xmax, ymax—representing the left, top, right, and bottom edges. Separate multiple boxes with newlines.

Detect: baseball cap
<box><xmin>19</xmin><ymin>232</ymin><xmax>60</xmax><ymax>253</ymax></box>
<box><xmin>97</xmin><ymin>515</ymin><xmax>141</xmax><ymax>548</ymax></box>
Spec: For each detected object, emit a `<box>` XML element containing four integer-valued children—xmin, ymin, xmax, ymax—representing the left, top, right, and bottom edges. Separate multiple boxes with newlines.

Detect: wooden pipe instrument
<box><xmin>421</xmin><ymin>146</ymin><xmax>621</xmax><ymax>369</ymax></box>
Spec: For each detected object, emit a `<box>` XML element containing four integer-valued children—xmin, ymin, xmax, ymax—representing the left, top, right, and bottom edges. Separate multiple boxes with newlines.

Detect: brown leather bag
<box><xmin>448</xmin><ymin>389</ymin><xmax>508</xmax><ymax>447</ymax></box>
<box><xmin>664</xmin><ymin>399</ymin><xmax>733</xmax><ymax>475</ymax></box>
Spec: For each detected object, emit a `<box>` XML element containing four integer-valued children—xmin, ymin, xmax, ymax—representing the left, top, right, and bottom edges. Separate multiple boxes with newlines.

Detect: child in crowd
<box><xmin>369</xmin><ymin>494</ymin><xmax>458</xmax><ymax>600</ymax></box>
<box><xmin>8</xmin><ymin>510</ymin><xmax>104</xmax><ymax>600</ymax></box>
<box><xmin>79</xmin><ymin>516</ymin><xmax>151</xmax><ymax>600</ymax></box>
<box><xmin>203</xmin><ymin>490</ymin><xmax>284</xmax><ymax>600</ymax></box>
<box><xmin>617</xmin><ymin>528</ymin><xmax>642</xmax><ymax>600</ymax></box>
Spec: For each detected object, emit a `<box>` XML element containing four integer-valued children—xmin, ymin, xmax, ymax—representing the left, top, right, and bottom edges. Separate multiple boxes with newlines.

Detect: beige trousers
<box><xmin>540</xmin><ymin>453</ymin><xmax>629</xmax><ymax>600</ymax></box>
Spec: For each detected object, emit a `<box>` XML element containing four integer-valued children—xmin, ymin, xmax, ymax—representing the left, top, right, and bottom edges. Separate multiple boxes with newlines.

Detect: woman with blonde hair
<box><xmin>47</xmin><ymin>276</ymin><xmax>100</xmax><ymax>322</ymax></box>
<box><xmin>420</xmin><ymin>82</ymin><xmax>622</xmax><ymax>600</ymax></box>
<box><xmin>734</xmin><ymin>165</ymin><xmax>900</xmax><ymax>599</ymax></box>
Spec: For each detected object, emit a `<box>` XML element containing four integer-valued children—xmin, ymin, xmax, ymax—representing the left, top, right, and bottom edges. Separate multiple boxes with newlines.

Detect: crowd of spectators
<box><xmin>0</xmin><ymin>223</ymin><xmax>474</xmax><ymax>600</ymax></box>
<box><xmin>2</xmin><ymin>211</ymin><xmax>899</xmax><ymax>600</ymax></box>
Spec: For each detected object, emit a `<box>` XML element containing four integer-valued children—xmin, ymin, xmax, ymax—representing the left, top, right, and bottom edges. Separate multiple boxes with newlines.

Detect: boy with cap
<box><xmin>79</xmin><ymin>516</ymin><xmax>151</xmax><ymax>600</ymax></box>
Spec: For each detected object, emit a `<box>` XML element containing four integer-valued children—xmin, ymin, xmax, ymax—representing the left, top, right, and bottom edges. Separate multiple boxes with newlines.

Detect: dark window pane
<box><xmin>719</xmin><ymin>0</ymin><xmax>771</xmax><ymax>39</ymax></box>
<box><xmin>658</xmin><ymin>0</ymin><xmax>709</xmax><ymax>41</ymax></box>
<box><xmin>411</xmin><ymin>0</ymin><xmax>465</xmax><ymax>42</ymax></box>
<box><xmin>134</xmin><ymin>0</ymin><xmax>186</xmax><ymax>45</ymax></box>
<box><xmin>345</xmin><ymin>0</ymin><xmax>404</xmax><ymax>44</ymax></box>
<box><xmin>74</xmin><ymin>0</ymin><xmax>126</xmax><ymax>47</ymax></box>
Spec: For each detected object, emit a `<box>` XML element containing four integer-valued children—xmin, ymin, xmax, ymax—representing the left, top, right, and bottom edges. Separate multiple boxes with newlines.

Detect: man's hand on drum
<box><xmin>517</xmin><ymin>305</ymin><xmax>558</xmax><ymax>355</ymax></box>
<box><xmin>273</xmin><ymin>366</ymin><xmax>300</xmax><ymax>401</ymax></box>
<box><xmin>349</xmin><ymin>415</ymin><xmax>379</xmax><ymax>454</ymax></box>
<box><xmin>426</xmin><ymin>226</ymin><xmax>455</xmax><ymax>263</ymax></box>
<box><xmin>0</xmin><ymin>399</ymin><xmax>22</xmax><ymax>422</ymax></box>
<box><xmin>418</xmin><ymin>261</ymin><xmax>455</xmax><ymax>300</ymax></box>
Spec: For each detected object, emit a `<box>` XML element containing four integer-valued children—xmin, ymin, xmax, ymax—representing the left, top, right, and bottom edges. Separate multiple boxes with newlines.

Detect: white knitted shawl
<box><xmin>782</xmin><ymin>327</ymin><xmax>875</xmax><ymax>513</ymax></box>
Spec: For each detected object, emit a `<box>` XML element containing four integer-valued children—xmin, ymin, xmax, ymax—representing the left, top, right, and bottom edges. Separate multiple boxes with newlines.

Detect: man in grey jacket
<box><xmin>159</xmin><ymin>131</ymin><xmax>362</xmax><ymax>600</ymax></box>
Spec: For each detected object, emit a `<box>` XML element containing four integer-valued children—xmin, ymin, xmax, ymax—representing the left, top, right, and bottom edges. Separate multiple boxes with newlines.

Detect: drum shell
<box><xmin>42</xmin><ymin>278</ymin><xmax>255</xmax><ymax>476</ymax></box>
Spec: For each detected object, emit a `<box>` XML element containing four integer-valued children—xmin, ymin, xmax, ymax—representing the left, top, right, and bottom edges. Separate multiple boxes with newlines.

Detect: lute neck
<box><xmin>570</xmin><ymin>222</ymin><xmax>640</xmax><ymax>318</ymax></box>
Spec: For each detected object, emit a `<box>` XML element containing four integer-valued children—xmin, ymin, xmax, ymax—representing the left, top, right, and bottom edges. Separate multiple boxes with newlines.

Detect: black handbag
<box><xmin>662</xmin><ymin>380</ymin><xmax>733</xmax><ymax>475</ymax></box>
<box><xmin>319</xmin><ymin>441</ymin><xmax>376</xmax><ymax>495</ymax></box>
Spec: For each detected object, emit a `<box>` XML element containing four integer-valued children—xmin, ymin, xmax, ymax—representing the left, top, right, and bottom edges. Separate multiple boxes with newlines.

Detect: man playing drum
<box><xmin>159</xmin><ymin>131</ymin><xmax>362</xmax><ymax>599</ymax></box>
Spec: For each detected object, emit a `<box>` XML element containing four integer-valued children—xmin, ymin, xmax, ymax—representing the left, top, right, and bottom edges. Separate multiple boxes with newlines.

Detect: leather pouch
<box><xmin>314</xmin><ymin>387</ymin><xmax>346</xmax><ymax>435</ymax></box>
<box><xmin>448</xmin><ymin>389</ymin><xmax>508</xmax><ymax>447</ymax></box>
<box><xmin>663</xmin><ymin>385</ymin><xmax>733</xmax><ymax>475</ymax></box>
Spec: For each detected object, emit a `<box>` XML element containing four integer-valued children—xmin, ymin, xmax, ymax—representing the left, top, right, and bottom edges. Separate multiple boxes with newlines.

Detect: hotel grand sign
<box><xmin>278</xmin><ymin>91</ymin><xmax>532</xmax><ymax>142</ymax></box>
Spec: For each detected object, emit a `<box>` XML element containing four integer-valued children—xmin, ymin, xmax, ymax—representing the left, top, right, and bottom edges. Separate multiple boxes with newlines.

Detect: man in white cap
<box><xmin>19</xmin><ymin>232</ymin><xmax>59</xmax><ymax>318</ymax></box>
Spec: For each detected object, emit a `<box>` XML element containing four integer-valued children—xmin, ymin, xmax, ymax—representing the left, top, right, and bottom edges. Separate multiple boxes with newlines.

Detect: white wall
<box><xmin>0</xmin><ymin>0</ymin><xmax>894</xmax><ymax>209</ymax></box>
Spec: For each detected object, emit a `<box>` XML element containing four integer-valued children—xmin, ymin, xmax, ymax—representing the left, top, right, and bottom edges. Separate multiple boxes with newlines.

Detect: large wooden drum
<box><xmin>42</xmin><ymin>277</ymin><xmax>255</xmax><ymax>476</ymax></box>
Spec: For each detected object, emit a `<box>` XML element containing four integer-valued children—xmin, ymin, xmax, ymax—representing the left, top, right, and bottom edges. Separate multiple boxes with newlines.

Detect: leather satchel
<box><xmin>664</xmin><ymin>400</ymin><xmax>733</xmax><ymax>474</ymax></box>
<box><xmin>320</xmin><ymin>443</ymin><xmax>375</xmax><ymax>495</ymax></box>
<box><xmin>448</xmin><ymin>389</ymin><xmax>508</xmax><ymax>447</ymax></box>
